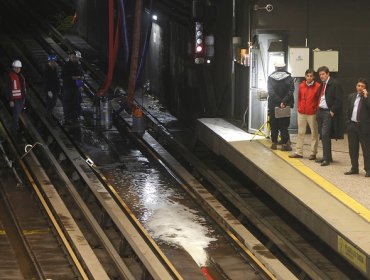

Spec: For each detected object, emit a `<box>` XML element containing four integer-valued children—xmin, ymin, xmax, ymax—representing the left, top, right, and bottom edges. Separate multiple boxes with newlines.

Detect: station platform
<box><xmin>196</xmin><ymin>118</ymin><xmax>370</xmax><ymax>279</ymax></box>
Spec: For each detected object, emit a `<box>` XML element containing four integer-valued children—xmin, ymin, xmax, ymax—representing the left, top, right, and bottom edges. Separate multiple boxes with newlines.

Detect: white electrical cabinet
<box><xmin>313</xmin><ymin>50</ymin><xmax>339</xmax><ymax>72</ymax></box>
<box><xmin>288</xmin><ymin>47</ymin><xmax>310</xmax><ymax>77</ymax></box>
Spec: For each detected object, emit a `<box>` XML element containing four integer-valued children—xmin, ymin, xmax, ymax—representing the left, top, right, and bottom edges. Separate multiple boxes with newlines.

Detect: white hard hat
<box><xmin>274</xmin><ymin>61</ymin><xmax>286</xmax><ymax>68</ymax></box>
<box><xmin>12</xmin><ymin>60</ymin><xmax>22</xmax><ymax>68</ymax></box>
<box><xmin>75</xmin><ymin>51</ymin><xmax>82</xmax><ymax>58</ymax></box>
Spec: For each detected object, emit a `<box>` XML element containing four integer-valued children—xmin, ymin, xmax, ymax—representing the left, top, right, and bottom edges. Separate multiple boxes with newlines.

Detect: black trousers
<box><xmin>46</xmin><ymin>90</ymin><xmax>58</xmax><ymax>116</ymax></box>
<box><xmin>348</xmin><ymin>122</ymin><xmax>370</xmax><ymax>172</ymax></box>
<box><xmin>317</xmin><ymin>109</ymin><xmax>333</xmax><ymax>162</ymax></box>
<box><xmin>12</xmin><ymin>99</ymin><xmax>25</xmax><ymax>131</ymax></box>
<box><xmin>269</xmin><ymin>112</ymin><xmax>290</xmax><ymax>144</ymax></box>
<box><xmin>62</xmin><ymin>87</ymin><xmax>79</xmax><ymax>121</ymax></box>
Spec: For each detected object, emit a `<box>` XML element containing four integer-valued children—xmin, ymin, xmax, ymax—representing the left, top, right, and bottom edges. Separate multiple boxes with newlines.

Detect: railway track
<box><xmin>0</xmin><ymin>1</ymin><xmax>366</xmax><ymax>280</ymax></box>
<box><xmin>0</xmin><ymin>2</ymin><xmax>282</xmax><ymax>280</ymax></box>
<box><xmin>0</xmin><ymin>49</ymin><xmax>274</xmax><ymax>280</ymax></box>
<box><xmin>0</xmin><ymin>120</ymin><xmax>93</xmax><ymax>279</ymax></box>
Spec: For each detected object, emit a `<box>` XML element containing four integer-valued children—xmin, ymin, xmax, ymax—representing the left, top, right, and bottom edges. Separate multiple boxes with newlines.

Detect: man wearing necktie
<box><xmin>344</xmin><ymin>78</ymin><xmax>370</xmax><ymax>177</ymax></box>
<box><xmin>316</xmin><ymin>66</ymin><xmax>344</xmax><ymax>166</ymax></box>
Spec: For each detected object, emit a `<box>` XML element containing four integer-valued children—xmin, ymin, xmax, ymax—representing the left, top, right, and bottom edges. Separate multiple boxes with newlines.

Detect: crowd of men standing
<box><xmin>267</xmin><ymin>62</ymin><xmax>370</xmax><ymax>177</ymax></box>
<box><xmin>4</xmin><ymin>52</ymin><xmax>369</xmax><ymax>177</ymax></box>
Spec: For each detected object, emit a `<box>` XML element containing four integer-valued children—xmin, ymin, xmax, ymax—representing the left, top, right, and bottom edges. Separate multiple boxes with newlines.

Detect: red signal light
<box><xmin>194</xmin><ymin>21</ymin><xmax>205</xmax><ymax>63</ymax></box>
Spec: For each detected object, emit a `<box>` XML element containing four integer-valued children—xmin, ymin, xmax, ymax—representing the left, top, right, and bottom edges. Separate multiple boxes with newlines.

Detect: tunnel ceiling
<box><xmin>154</xmin><ymin>0</ymin><xmax>192</xmax><ymax>24</ymax></box>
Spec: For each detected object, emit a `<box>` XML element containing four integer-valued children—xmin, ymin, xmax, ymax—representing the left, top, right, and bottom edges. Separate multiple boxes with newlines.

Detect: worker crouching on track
<box><xmin>44</xmin><ymin>54</ymin><xmax>60</xmax><ymax>121</ymax></box>
<box><xmin>7</xmin><ymin>60</ymin><xmax>27</xmax><ymax>132</ymax></box>
<box><xmin>61</xmin><ymin>51</ymin><xmax>84</xmax><ymax>124</ymax></box>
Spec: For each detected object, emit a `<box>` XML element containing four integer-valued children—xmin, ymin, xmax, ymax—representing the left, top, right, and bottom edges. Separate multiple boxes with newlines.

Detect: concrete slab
<box><xmin>197</xmin><ymin>118</ymin><xmax>370</xmax><ymax>278</ymax></box>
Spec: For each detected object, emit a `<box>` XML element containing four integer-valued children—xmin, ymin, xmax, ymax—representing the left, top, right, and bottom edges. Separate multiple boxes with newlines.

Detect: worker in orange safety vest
<box><xmin>7</xmin><ymin>60</ymin><xmax>27</xmax><ymax>132</ymax></box>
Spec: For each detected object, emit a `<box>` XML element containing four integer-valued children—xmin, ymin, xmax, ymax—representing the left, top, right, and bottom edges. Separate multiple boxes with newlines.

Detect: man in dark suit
<box><xmin>344</xmin><ymin>78</ymin><xmax>370</xmax><ymax>177</ymax></box>
<box><xmin>316</xmin><ymin>66</ymin><xmax>344</xmax><ymax>166</ymax></box>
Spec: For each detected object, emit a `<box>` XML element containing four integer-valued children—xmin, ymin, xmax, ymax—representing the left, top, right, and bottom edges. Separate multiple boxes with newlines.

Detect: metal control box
<box><xmin>288</xmin><ymin>47</ymin><xmax>310</xmax><ymax>77</ymax></box>
<box><xmin>313</xmin><ymin>50</ymin><xmax>339</xmax><ymax>72</ymax></box>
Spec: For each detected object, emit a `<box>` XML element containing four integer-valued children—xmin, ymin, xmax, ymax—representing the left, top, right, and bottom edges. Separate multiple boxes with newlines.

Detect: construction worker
<box><xmin>7</xmin><ymin>60</ymin><xmax>26</xmax><ymax>132</ymax></box>
<box><xmin>61</xmin><ymin>51</ymin><xmax>84</xmax><ymax>124</ymax></box>
<box><xmin>44</xmin><ymin>54</ymin><xmax>60</xmax><ymax>120</ymax></box>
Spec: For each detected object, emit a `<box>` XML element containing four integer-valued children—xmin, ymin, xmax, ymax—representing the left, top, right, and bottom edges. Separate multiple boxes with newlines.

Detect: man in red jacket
<box><xmin>7</xmin><ymin>60</ymin><xmax>26</xmax><ymax>132</ymax></box>
<box><xmin>289</xmin><ymin>69</ymin><xmax>320</xmax><ymax>159</ymax></box>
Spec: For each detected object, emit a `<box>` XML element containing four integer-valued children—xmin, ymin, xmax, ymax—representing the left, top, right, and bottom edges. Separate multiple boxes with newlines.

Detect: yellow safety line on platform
<box><xmin>260</xmin><ymin>140</ymin><xmax>370</xmax><ymax>223</ymax></box>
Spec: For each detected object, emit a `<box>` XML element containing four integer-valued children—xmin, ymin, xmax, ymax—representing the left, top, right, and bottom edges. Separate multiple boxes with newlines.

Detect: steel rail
<box><xmin>0</xmin><ymin>107</ymin><xmax>90</xmax><ymax>280</ymax></box>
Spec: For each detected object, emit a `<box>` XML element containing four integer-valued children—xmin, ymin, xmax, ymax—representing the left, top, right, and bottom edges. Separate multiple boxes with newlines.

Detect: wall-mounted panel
<box><xmin>288</xmin><ymin>47</ymin><xmax>310</xmax><ymax>77</ymax></box>
<box><xmin>313</xmin><ymin>50</ymin><xmax>339</xmax><ymax>72</ymax></box>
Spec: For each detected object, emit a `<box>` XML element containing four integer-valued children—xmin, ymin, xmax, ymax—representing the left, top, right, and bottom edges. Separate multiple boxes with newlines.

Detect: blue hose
<box><xmin>136</xmin><ymin>0</ymin><xmax>153</xmax><ymax>86</ymax></box>
<box><xmin>118</xmin><ymin>0</ymin><xmax>130</xmax><ymax>66</ymax></box>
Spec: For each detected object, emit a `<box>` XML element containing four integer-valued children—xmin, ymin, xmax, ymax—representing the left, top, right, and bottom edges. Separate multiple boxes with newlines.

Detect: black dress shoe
<box><xmin>308</xmin><ymin>155</ymin><xmax>316</xmax><ymax>160</ymax></box>
<box><xmin>344</xmin><ymin>170</ymin><xmax>359</xmax><ymax>175</ymax></box>
<box><xmin>316</xmin><ymin>158</ymin><xmax>333</xmax><ymax>163</ymax></box>
<box><xmin>320</xmin><ymin>161</ymin><xmax>330</xmax><ymax>166</ymax></box>
<box><xmin>366</xmin><ymin>172</ymin><xmax>370</xmax><ymax>177</ymax></box>
<box><xmin>289</xmin><ymin>153</ymin><xmax>303</xmax><ymax>158</ymax></box>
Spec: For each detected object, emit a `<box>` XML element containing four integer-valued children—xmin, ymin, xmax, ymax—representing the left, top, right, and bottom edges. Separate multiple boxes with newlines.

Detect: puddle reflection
<box><xmin>103</xmin><ymin>163</ymin><xmax>217</xmax><ymax>267</ymax></box>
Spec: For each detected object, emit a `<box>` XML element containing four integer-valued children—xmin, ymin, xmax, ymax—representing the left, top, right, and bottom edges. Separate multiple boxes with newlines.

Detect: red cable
<box><xmin>201</xmin><ymin>266</ymin><xmax>214</xmax><ymax>280</ymax></box>
<box><xmin>98</xmin><ymin>0</ymin><xmax>120</xmax><ymax>97</ymax></box>
<box><xmin>71</xmin><ymin>12</ymin><xmax>77</xmax><ymax>24</ymax></box>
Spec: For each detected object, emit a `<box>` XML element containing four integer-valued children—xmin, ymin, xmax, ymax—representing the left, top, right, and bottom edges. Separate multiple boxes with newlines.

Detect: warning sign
<box><xmin>338</xmin><ymin>235</ymin><xmax>367</xmax><ymax>273</ymax></box>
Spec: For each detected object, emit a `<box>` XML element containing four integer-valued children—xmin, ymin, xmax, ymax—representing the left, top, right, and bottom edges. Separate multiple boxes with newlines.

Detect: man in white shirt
<box><xmin>316</xmin><ymin>66</ymin><xmax>344</xmax><ymax>166</ymax></box>
<box><xmin>344</xmin><ymin>78</ymin><xmax>370</xmax><ymax>177</ymax></box>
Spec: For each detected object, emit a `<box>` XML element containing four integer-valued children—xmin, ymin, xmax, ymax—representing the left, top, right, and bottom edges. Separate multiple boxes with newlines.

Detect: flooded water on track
<box><xmin>53</xmin><ymin>95</ymin><xmax>259</xmax><ymax>279</ymax></box>
<box><xmin>63</xmin><ymin>116</ymin><xmax>218</xmax><ymax>268</ymax></box>
<box><xmin>99</xmin><ymin>135</ymin><xmax>218</xmax><ymax>267</ymax></box>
